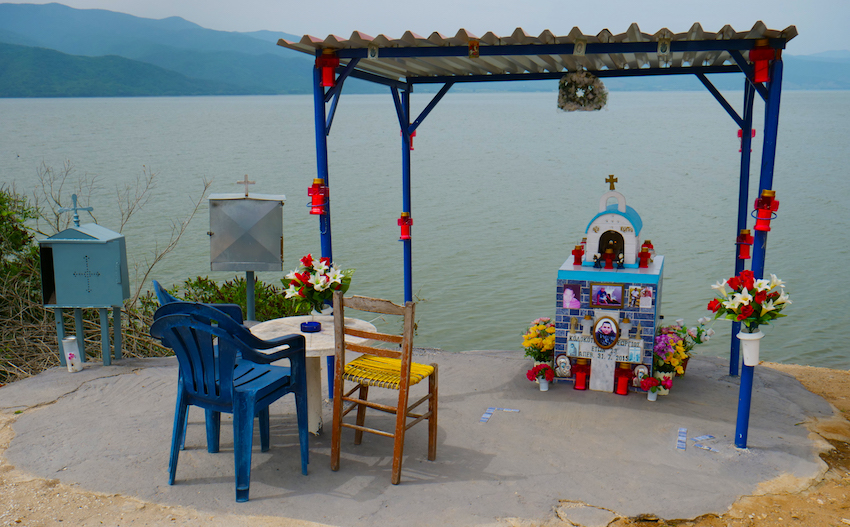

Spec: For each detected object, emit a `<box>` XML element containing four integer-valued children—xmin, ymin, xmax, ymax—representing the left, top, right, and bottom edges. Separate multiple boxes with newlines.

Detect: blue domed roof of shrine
<box><xmin>585</xmin><ymin>203</ymin><xmax>643</xmax><ymax>236</ymax></box>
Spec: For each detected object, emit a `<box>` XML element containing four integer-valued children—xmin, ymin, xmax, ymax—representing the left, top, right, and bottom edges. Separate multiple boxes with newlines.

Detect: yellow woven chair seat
<box><xmin>343</xmin><ymin>355</ymin><xmax>434</xmax><ymax>390</ymax></box>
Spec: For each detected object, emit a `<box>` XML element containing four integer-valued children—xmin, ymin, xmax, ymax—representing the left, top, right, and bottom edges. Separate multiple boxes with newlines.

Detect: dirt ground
<box><xmin>2</xmin><ymin>362</ymin><xmax>850</xmax><ymax>527</ymax></box>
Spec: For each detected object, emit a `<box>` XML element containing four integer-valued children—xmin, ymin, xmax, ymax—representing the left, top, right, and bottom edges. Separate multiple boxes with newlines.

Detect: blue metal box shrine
<box><xmin>39</xmin><ymin>221</ymin><xmax>130</xmax><ymax>366</ymax></box>
<box><xmin>554</xmin><ymin>180</ymin><xmax>663</xmax><ymax>393</ymax></box>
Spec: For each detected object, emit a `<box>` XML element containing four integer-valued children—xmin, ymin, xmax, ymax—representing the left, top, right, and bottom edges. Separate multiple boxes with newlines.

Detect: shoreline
<box><xmin>1</xmin><ymin>359</ymin><xmax>849</xmax><ymax>526</ymax></box>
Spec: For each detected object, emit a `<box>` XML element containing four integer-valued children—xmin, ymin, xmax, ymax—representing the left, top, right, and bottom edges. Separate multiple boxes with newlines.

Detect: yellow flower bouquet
<box><xmin>522</xmin><ymin>317</ymin><xmax>556</xmax><ymax>363</ymax></box>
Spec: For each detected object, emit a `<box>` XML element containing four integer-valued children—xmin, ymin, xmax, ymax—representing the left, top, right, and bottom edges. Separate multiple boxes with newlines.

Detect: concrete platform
<box><xmin>0</xmin><ymin>351</ymin><xmax>835</xmax><ymax>526</ymax></box>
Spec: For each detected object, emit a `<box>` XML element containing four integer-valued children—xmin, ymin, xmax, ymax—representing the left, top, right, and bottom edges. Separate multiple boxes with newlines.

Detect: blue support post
<box><xmin>73</xmin><ymin>308</ymin><xmax>86</xmax><ymax>362</ymax></box>
<box><xmin>729</xmin><ymin>81</ymin><xmax>757</xmax><ymax>377</ymax></box>
<box><xmin>735</xmin><ymin>57</ymin><xmax>783</xmax><ymax>449</ymax></box>
<box><xmin>400</xmin><ymin>88</ymin><xmax>413</xmax><ymax>304</ymax></box>
<box><xmin>313</xmin><ymin>60</ymin><xmax>333</xmax><ymax>262</ymax></box>
<box><xmin>99</xmin><ymin>308</ymin><xmax>110</xmax><ymax>365</ymax></box>
<box><xmin>113</xmin><ymin>306</ymin><xmax>122</xmax><ymax>360</ymax></box>
<box><xmin>54</xmin><ymin>308</ymin><xmax>66</xmax><ymax>366</ymax></box>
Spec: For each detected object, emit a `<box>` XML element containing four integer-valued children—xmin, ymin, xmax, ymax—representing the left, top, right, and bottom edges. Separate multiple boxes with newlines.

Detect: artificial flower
<box><xmin>282</xmin><ymin>255</ymin><xmax>354</xmax><ymax>313</ymax></box>
<box><xmin>522</xmin><ymin>318</ymin><xmax>556</xmax><ymax>363</ymax></box>
<box><xmin>708</xmin><ymin>270</ymin><xmax>789</xmax><ymax>331</ymax></box>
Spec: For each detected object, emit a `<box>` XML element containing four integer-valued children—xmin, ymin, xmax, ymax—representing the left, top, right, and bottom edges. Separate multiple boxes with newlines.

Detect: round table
<box><xmin>250</xmin><ymin>315</ymin><xmax>376</xmax><ymax>434</ymax></box>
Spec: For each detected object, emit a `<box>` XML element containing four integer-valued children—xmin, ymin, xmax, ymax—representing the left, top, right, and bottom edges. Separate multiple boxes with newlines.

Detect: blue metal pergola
<box><xmin>279</xmin><ymin>22</ymin><xmax>797</xmax><ymax>448</ymax></box>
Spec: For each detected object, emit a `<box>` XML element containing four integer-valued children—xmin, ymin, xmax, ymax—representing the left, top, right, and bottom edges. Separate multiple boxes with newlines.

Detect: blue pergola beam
<box><xmin>407</xmin><ymin>65</ymin><xmax>740</xmax><ymax>85</ymax></box>
<box><xmin>696</xmin><ymin>73</ymin><xmax>744</xmax><ymax>128</ymax></box>
<box><xmin>335</xmin><ymin>38</ymin><xmax>788</xmax><ymax>60</ymax></box>
<box><xmin>728</xmin><ymin>50</ymin><xmax>769</xmax><ymax>100</ymax></box>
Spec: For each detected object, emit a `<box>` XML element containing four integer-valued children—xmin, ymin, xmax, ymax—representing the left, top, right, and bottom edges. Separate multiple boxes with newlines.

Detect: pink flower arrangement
<box><xmin>527</xmin><ymin>363</ymin><xmax>555</xmax><ymax>382</ymax></box>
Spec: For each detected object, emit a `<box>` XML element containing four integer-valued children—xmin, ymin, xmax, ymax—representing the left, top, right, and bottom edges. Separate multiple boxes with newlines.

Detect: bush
<box><xmin>142</xmin><ymin>275</ymin><xmax>307</xmax><ymax>322</ymax></box>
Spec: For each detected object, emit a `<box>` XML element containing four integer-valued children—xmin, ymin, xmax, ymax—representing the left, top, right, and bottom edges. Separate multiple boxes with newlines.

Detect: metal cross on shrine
<box><xmin>58</xmin><ymin>194</ymin><xmax>94</xmax><ymax>227</ymax></box>
<box><xmin>237</xmin><ymin>175</ymin><xmax>256</xmax><ymax>197</ymax></box>
<box><xmin>605</xmin><ymin>175</ymin><xmax>618</xmax><ymax>190</ymax></box>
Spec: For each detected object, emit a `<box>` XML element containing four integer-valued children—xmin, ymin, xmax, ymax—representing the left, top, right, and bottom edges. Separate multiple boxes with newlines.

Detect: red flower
<box><xmin>727</xmin><ymin>276</ymin><xmax>741</xmax><ymax>291</ymax></box>
<box><xmin>740</xmin><ymin>270</ymin><xmax>755</xmax><ymax>290</ymax></box>
<box><xmin>297</xmin><ymin>287</ymin><xmax>306</xmax><ymax>298</ymax></box>
<box><xmin>753</xmin><ymin>290</ymin><xmax>767</xmax><ymax>304</ymax></box>
<box><xmin>768</xmin><ymin>291</ymin><xmax>780</xmax><ymax>299</ymax></box>
<box><xmin>300</xmin><ymin>254</ymin><xmax>313</xmax><ymax>266</ymax></box>
<box><xmin>707</xmin><ymin>299</ymin><xmax>722</xmax><ymax>312</ymax></box>
<box><xmin>320</xmin><ymin>257</ymin><xmax>331</xmax><ymax>267</ymax></box>
<box><xmin>736</xmin><ymin>304</ymin><xmax>754</xmax><ymax>321</ymax></box>
<box><xmin>294</xmin><ymin>272</ymin><xmax>311</xmax><ymax>284</ymax></box>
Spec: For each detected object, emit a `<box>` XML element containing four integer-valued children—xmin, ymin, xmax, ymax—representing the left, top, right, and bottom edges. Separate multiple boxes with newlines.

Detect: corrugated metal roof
<box><xmin>278</xmin><ymin>22</ymin><xmax>797</xmax><ymax>83</ymax></box>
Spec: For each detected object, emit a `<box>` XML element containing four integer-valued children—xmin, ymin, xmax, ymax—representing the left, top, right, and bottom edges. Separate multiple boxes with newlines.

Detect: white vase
<box><xmin>62</xmin><ymin>336</ymin><xmax>83</xmax><ymax>373</ymax></box>
<box><xmin>647</xmin><ymin>390</ymin><xmax>658</xmax><ymax>402</ymax></box>
<box><xmin>539</xmin><ymin>379</ymin><xmax>549</xmax><ymax>392</ymax></box>
<box><xmin>653</xmin><ymin>371</ymin><xmax>672</xmax><ymax>396</ymax></box>
<box><xmin>738</xmin><ymin>330</ymin><xmax>765</xmax><ymax>366</ymax></box>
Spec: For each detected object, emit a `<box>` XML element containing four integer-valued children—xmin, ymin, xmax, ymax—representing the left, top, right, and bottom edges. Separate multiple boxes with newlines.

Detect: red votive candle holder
<box><xmin>573</xmin><ymin>358</ymin><xmax>590</xmax><ymax>390</ymax></box>
<box><xmin>614</xmin><ymin>363</ymin><xmax>632</xmax><ymax>395</ymax></box>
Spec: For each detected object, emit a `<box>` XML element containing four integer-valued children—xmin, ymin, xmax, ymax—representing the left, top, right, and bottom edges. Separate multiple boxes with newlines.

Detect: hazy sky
<box><xmin>21</xmin><ymin>0</ymin><xmax>850</xmax><ymax>55</ymax></box>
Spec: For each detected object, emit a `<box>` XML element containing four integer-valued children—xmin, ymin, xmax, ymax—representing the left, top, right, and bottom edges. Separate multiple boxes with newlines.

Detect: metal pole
<box><xmin>313</xmin><ymin>59</ymin><xmax>333</xmax><ymax>262</ymax></box>
<box><xmin>54</xmin><ymin>308</ymin><xmax>66</xmax><ymax>366</ymax></box>
<box><xmin>246</xmin><ymin>270</ymin><xmax>255</xmax><ymax>321</ymax></box>
<box><xmin>735</xmin><ymin>57</ymin><xmax>783</xmax><ymax>449</ymax></box>
<box><xmin>113</xmin><ymin>306</ymin><xmax>122</xmax><ymax>360</ymax></box>
<box><xmin>730</xmin><ymin>81</ymin><xmax>757</xmax><ymax>377</ymax></box>
<box><xmin>401</xmin><ymin>88</ymin><xmax>413</xmax><ymax>303</ymax></box>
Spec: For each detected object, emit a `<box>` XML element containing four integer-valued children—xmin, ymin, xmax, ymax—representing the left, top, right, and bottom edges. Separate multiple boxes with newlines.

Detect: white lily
<box><xmin>775</xmin><ymin>291</ymin><xmax>792</xmax><ymax>305</ymax></box>
<box><xmin>769</xmin><ymin>273</ymin><xmax>785</xmax><ymax>290</ymax></box>
<box><xmin>760</xmin><ymin>299</ymin><xmax>777</xmax><ymax>316</ymax></box>
<box><xmin>312</xmin><ymin>258</ymin><xmax>329</xmax><ymax>274</ymax></box>
<box><xmin>711</xmin><ymin>280</ymin><xmax>729</xmax><ymax>298</ymax></box>
<box><xmin>724</xmin><ymin>292</ymin><xmax>752</xmax><ymax>310</ymax></box>
<box><xmin>754</xmin><ymin>279</ymin><xmax>772</xmax><ymax>292</ymax></box>
<box><xmin>312</xmin><ymin>274</ymin><xmax>331</xmax><ymax>291</ymax></box>
<box><xmin>327</xmin><ymin>268</ymin><xmax>344</xmax><ymax>284</ymax></box>
<box><xmin>284</xmin><ymin>269</ymin><xmax>299</xmax><ymax>281</ymax></box>
<box><xmin>284</xmin><ymin>284</ymin><xmax>301</xmax><ymax>299</ymax></box>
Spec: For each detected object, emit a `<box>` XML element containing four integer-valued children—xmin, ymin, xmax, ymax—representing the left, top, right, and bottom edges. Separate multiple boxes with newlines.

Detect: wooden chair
<box><xmin>330</xmin><ymin>291</ymin><xmax>437</xmax><ymax>484</ymax></box>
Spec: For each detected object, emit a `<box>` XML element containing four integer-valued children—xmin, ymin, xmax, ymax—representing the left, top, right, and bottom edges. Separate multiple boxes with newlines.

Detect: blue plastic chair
<box><xmin>152</xmin><ymin>280</ymin><xmax>254</xmax><ymax>450</ymax></box>
<box><xmin>150</xmin><ymin>304</ymin><xmax>309</xmax><ymax>502</ymax></box>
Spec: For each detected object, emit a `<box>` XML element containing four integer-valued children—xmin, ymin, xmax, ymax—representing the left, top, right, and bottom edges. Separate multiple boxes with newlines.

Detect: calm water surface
<box><xmin>1</xmin><ymin>90</ymin><xmax>848</xmax><ymax>369</ymax></box>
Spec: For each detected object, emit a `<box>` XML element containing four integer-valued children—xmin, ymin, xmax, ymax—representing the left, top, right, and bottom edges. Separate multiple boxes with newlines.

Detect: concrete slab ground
<box><xmin>0</xmin><ymin>351</ymin><xmax>835</xmax><ymax>526</ymax></box>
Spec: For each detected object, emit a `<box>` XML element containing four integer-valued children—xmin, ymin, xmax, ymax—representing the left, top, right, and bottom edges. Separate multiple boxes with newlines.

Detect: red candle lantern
<box><xmin>400</xmin><ymin>129</ymin><xmax>417</xmax><ymax>150</ymax></box>
<box><xmin>737</xmin><ymin>229</ymin><xmax>754</xmax><ymax>259</ymax></box>
<box><xmin>749</xmin><ymin>40</ymin><xmax>776</xmax><ymax>84</ymax></box>
<box><xmin>573</xmin><ymin>358</ymin><xmax>590</xmax><ymax>391</ymax></box>
<box><xmin>753</xmin><ymin>189</ymin><xmax>779</xmax><ymax>231</ymax></box>
<box><xmin>614</xmin><ymin>363</ymin><xmax>633</xmax><ymax>396</ymax></box>
<box><xmin>315</xmin><ymin>52</ymin><xmax>340</xmax><ymax>88</ymax></box>
<box><xmin>638</xmin><ymin>247</ymin><xmax>652</xmax><ymax>268</ymax></box>
<box><xmin>602</xmin><ymin>248</ymin><xmax>616</xmax><ymax>269</ymax></box>
<box><xmin>398</xmin><ymin>212</ymin><xmax>413</xmax><ymax>240</ymax></box>
<box><xmin>308</xmin><ymin>178</ymin><xmax>328</xmax><ymax>215</ymax></box>
<box><xmin>641</xmin><ymin>239</ymin><xmax>655</xmax><ymax>257</ymax></box>
<box><xmin>571</xmin><ymin>244</ymin><xmax>584</xmax><ymax>265</ymax></box>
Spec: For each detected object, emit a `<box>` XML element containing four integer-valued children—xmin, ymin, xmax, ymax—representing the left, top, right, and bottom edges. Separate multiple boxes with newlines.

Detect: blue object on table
<box><xmin>150</xmin><ymin>304</ymin><xmax>309</xmax><ymax>502</ymax></box>
<box><xmin>301</xmin><ymin>321</ymin><xmax>321</xmax><ymax>332</ymax></box>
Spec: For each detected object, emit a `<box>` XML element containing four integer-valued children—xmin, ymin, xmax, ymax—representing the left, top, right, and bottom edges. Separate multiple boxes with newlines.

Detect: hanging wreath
<box><xmin>557</xmin><ymin>71</ymin><xmax>608</xmax><ymax>112</ymax></box>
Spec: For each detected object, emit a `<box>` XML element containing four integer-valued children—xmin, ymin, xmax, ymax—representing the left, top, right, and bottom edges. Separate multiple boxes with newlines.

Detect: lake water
<box><xmin>1</xmin><ymin>90</ymin><xmax>848</xmax><ymax>369</ymax></box>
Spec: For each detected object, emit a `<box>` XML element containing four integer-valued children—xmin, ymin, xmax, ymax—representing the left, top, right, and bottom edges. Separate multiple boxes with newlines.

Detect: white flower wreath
<box><xmin>557</xmin><ymin>71</ymin><xmax>608</xmax><ymax>112</ymax></box>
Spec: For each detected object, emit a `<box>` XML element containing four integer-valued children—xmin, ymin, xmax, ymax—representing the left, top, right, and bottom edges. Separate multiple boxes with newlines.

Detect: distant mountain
<box><xmin>0</xmin><ymin>2</ymin><xmax>320</xmax><ymax>95</ymax></box>
<box><xmin>0</xmin><ymin>2</ymin><xmax>848</xmax><ymax>97</ymax></box>
<box><xmin>0</xmin><ymin>42</ymin><xmax>247</xmax><ymax>97</ymax></box>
